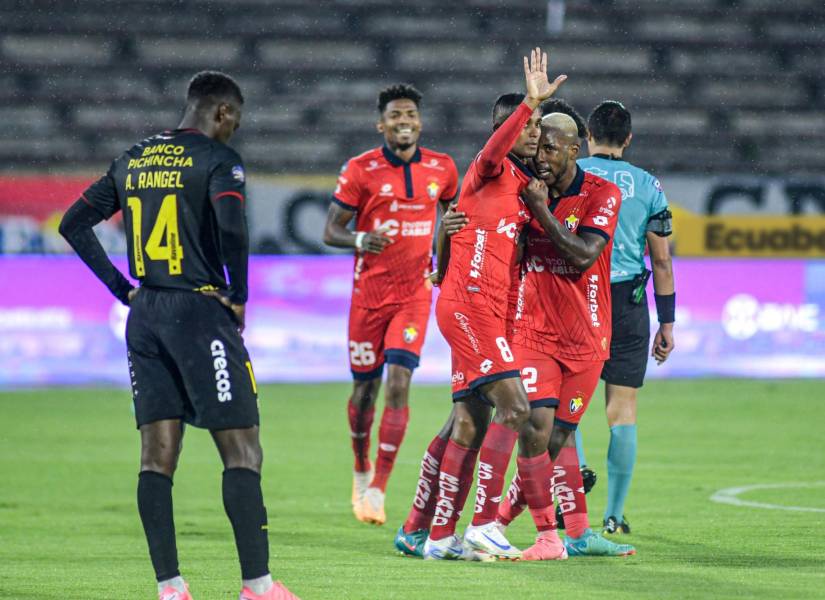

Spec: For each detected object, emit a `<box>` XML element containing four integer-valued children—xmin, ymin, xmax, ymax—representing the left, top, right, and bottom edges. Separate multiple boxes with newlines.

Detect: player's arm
<box><xmin>522</xmin><ymin>178</ymin><xmax>607</xmax><ymax>271</ymax></box>
<box><xmin>207</xmin><ymin>155</ymin><xmax>250</xmax><ymax>331</ymax></box>
<box><xmin>647</xmin><ymin>229</ymin><xmax>675</xmax><ymax>364</ymax></box>
<box><xmin>59</xmin><ymin>175</ymin><xmax>134</xmax><ymax>305</ymax></box>
<box><xmin>476</xmin><ymin>48</ymin><xmax>566</xmax><ymax>178</ymax></box>
<box><xmin>431</xmin><ymin>200</ymin><xmax>464</xmax><ymax>285</ymax></box>
<box><xmin>322</xmin><ymin>202</ymin><xmax>391</xmax><ymax>254</ymax></box>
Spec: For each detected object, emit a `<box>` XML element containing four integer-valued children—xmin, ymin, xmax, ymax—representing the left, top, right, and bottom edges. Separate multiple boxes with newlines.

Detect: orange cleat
<box><xmin>356</xmin><ymin>487</ymin><xmax>386</xmax><ymax>525</ymax></box>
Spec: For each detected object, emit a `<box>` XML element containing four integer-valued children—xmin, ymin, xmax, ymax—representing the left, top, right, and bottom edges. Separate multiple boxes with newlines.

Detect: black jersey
<box><xmin>81</xmin><ymin>128</ymin><xmax>249</xmax><ymax>302</ymax></box>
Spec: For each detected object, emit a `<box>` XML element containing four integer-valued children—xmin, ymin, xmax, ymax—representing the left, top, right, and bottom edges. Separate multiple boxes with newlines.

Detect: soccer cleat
<box><xmin>464</xmin><ymin>522</ymin><xmax>522</xmax><ymax>560</ymax></box>
<box><xmin>356</xmin><ymin>487</ymin><xmax>386</xmax><ymax>525</ymax></box>
<box><xmin>423</xmin><ymin>534</ymin><xmax>467</xmax><ymax>560</ymax></box>
<box><xmin>239</xmin><ymin>580</ymin><xmax>301</xmax><ymax>600</ymax></box>
<box><xmin>394</xmin><ymin>525</ymin><xmax>428</xmax><ymax>557</ymax></box>
<box><xmin>351</xmin><ymin>469</ymin><xmax>373</xmax><ymax>506</ymax></box>
<box><xmin>603</xmin><ymin>515</ymin><xmax>631</xmax><ymax>535</ymax></box>
<box><xmin>521</xmin><ymin>529</ymin><xmax>569</xmax><ymax>561</ymax></box>
<box><xmin>556</xmin><ymin>466</ymin><xmax>598</xmax><ymax>530</ymax></box>
<box><xmin>564</xmin><ymin>528</ymin><xmax>635</xmax><ymax>557</ymax></box>
<box><xmin>423</xmin><ymin>534</ymin><xmax>494</xmax><ymax>561</ymax></box>
<box><xmin>159</xmin><ymin>582</ymin><xmax>193</xmax><ymax>600</ymax></box>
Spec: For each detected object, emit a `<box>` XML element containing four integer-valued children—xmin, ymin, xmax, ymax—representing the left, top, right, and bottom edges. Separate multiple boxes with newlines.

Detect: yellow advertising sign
<box><xmin>671</xmin><ymin>205</ymin><xmax>825</xmax><ymax>257</ymax></box>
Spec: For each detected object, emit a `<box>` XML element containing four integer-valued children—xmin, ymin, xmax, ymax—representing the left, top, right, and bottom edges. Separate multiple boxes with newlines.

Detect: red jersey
<box><xmin>439</xmin><ymin>102</ymin><xmax>536</xmax><ymax>319</ymax></box>
<box><xmin>334</xmin><ymin>145</ymin><xmax>459</xmax><ymax>308</ymax></box>
<box><xmin>513</xmin><ymin>168</ymin><xmax>622</xmax><ymax>361</ymax></box>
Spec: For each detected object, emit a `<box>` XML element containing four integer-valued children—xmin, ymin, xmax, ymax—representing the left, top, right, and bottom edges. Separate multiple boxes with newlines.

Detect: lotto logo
<box><xmin>479</xmin><ymin>359</ymin><xmax>493</xmax><ymax>374</ymax></box>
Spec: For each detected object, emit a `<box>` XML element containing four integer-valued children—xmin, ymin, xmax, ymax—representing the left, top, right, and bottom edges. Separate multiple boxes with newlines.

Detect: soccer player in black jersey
<box><xmin>59</xmin><ymin>71</ymin><xmax>298</xmax><ymax>600</ymax></box>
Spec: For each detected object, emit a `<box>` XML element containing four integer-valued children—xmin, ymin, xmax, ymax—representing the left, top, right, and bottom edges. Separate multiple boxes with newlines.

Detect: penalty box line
<box><xmin>710</xmin><ymin>481</ymin><xmax>825</xmax><ymax>513</ymax></box>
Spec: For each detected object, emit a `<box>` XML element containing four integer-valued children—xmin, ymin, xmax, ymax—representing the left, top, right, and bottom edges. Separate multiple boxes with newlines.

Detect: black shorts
<box><xmin>601</xmin><ymin>280</ymin><xmax>650</xmax><ymax>389</ymax></box>
<box><xmin>126</xmin><ymin>287</ymin><xmax>259</xmax><ymax>430</ymax></box>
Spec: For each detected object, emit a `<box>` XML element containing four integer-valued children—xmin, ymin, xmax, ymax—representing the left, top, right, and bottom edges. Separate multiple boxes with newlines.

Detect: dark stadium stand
<box><xmin>1</xmin><ymin>0</ymin><xmax>823</xmax><ymax>175</ymax></box>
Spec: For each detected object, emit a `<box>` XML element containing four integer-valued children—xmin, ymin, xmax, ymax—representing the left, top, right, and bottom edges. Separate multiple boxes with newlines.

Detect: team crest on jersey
<box><xmin>564</xmin><ymin>214</ymin><xmax>579</xmax><ymax>231</ymax></box>
<box><xmin>427</xmin><ymin>181</ymin><xmax>440</xmax><ymax>200</ymax></box>
<box><xmin>403</xmin><ymin>325</ymin><xmax>419</xmax><ymax>344</ymax></box>
<box><xmin>569</xmin><ymin>395</ymin><xmax>584</xmax><ymax>414</ymax></box>
<box><xmin>231</xmin><ymin>165</ymin><xmax>245</xmax><ymax>183</ymax></box>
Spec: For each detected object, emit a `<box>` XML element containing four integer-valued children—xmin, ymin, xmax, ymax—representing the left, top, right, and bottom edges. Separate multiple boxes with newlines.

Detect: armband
<box><xmin>354</xmin><ymin>231</ymin><xmax>366</xmax><ymax>250</ymax></box>
<box><xmin>647</xmin><ymin>209</ymin><xmax>673</xmax><ymax>237</ymax></box>
<box><xmin>654</xmin><ymin>293</ymin><xmax>675</xmax><ymax>324</ymax></box>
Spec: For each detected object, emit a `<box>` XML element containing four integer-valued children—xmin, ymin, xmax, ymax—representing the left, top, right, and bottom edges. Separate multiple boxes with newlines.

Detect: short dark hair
<box><xmin>588</xmin><ymin>100</ymin><xmax>631</xmax><ymax>146</ymax></box>
<box><xmin>377</xmin><ymin>83</ymin><xmax>422</xmax><ymax>113</ymax></box>
<box><xmin>541</xmin><ymin>98</ymin><xmax>587</xmax><ymax>139</ymax></box>
<box><xmin>186</xmin><ymin>70</ymin><xmax>244</xmax><ymax>106</ymax></box>
<box><xmin>492</xmin><ymin>93</ymin><xmax>525</xmax><ymax>128</ymax></box>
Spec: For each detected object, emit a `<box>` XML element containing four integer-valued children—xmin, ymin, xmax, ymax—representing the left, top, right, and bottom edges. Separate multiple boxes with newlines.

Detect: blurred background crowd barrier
<box><xmin>1</xmin><ymin>0</ymin><xmax>823</xmax><ymax>386</ymax></box>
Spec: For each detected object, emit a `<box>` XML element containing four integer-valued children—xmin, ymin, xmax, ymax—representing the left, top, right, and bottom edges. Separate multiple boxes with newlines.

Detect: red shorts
<box><xmin>348</xmin><ymin>300</ymin><xmax>430</xmax><ymax>380</ymax></box>
<box><xmin>515</xmin><ymin>344</ymin><xmax>603</xmax><ymax>429</ymax></box>
<box><xmin>436</xmin><ymin>296</ymin><xmax>521</xmax><ymax>400</ymax></box>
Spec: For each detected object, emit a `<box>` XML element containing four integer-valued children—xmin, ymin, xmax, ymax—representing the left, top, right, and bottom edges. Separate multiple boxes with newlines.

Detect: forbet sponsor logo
<box><xmin>587</xmin><ymin>274</ymin><xmax>601</xmax><ymax>327</ymax></box>
<box><xmin>722</xmin><ymin>294</ymin><xmax>819</xmax><ymax>340</ymax></box>
<box><xmin>210</xmin><ymin>339</ymin><xmax>233</xmax><ymax>402</ymax></box>
<box><xmin>469</xmin><ymin>229</ymin><xmax>487</xmax><ymax>279</ymax></box>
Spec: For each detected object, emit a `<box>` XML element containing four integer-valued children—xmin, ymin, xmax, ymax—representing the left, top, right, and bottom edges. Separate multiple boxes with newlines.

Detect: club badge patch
<box><xmin>231</xmin><ymin>165</ymin><xmax>245</xmax><ymax>183</ymax></box>
<box><xmin>565</xmin><ymin>214</ymin><xmax>579</xmax><ymax>231</ymax></box>
<box><xmin>427</xmin><ymin>181</ymin><xmax>440</xmax><ymax>200</ymax></box>
<box><xmin>569</xmin><ymin>395</ymin><xmax>584</xmax><ymax>414</ymax></box>
<box><xmin>403</xmin><ymin>326</ymin><xmax>419</xmax><ymax>344</ymax></box>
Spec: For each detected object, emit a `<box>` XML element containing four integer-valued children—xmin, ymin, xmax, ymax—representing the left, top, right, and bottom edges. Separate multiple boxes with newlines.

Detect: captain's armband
<box><xmin>647</xmin><ymin>209</ymin><xmax>673</xmax><ymax>237</ymax></box>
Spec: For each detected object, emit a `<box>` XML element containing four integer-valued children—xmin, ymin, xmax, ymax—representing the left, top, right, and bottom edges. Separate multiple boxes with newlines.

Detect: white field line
<box><xmin>710</xmin><ymin>481</ymin><xmax>825</xmax><ymax>513</ymax></box>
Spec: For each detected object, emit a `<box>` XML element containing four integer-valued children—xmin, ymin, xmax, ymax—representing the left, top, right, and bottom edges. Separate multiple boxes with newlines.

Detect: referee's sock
<box><xmin>574</xmin><ymin>428</ymin><xmax>588</xmax><ymax>467</ymax></box>
<box><xmin>605</xmin><ymin>424</ymin><xmax>637</xmax><ymax>521</ymax></box>
<box><xmin>137</xmin><ymin>471</ymin><xmax>180</xmax><ymax>582</ymax></box>
<box><xmin>223</xmin><ymin>468</ymin><xmax>270</xmax><ymax>581</ymax></box>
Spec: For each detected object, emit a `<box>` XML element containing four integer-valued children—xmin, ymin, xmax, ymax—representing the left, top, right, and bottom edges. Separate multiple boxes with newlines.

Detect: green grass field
<box><xmin>1</xmin><ymin>380</ymin><xmax>824</xmax><ymax>599</ymax></box>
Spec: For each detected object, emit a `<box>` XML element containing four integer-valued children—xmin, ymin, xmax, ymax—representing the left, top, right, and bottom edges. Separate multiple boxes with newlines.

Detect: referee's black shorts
<box><xmin>126</xmin><ymin>287</ymin><xmax>259</xmax><ymax>430</ymax></box>
<box><xmin>601</xmin><ymin>280</ymin><xmax>650</xmax><ymax>389</ymax></box>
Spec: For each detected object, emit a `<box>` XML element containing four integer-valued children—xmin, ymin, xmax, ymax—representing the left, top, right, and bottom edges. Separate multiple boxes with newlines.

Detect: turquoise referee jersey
<box><xmin>578</xmin><ymin>154</ymin><xmax>669</xmax><ymax>283</ymax></box>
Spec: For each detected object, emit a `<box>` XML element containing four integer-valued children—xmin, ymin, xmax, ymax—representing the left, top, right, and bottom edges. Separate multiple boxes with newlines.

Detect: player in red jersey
<box><xmin>414</xmin><ymin>49</ymin><xmax>567</xmax><ymax>561</ymax></box>
<box><xmin>496</xmin><ymin>113</ymin><xmax>635</xmax><ymax>557</ymax></box>
<box><xmin>323</xmin><ymin>84</ymin><xmax>459</xmax><ymax>526</ymax></box>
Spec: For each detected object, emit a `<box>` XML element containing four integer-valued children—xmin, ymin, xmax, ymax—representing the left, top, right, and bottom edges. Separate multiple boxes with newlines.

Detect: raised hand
<box><xmin>523</xmin><ymin>47</ymin><xmax>567</xmax><ymax>106</ymax></box>
<box><xmin>522</xmin><ymin>177</ymin><xmax>549</xmax><ymax>212</ymax></box>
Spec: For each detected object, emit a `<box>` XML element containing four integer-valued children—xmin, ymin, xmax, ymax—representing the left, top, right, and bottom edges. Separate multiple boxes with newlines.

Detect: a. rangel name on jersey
<box><xmin>587</xmin><ymin>274</ymin><xmax>601</xmax><ymax>327</ymax></box>
<box><xmin>469</xmin><ymin>228</ymin><xmax>487</xmax><ymax>279</ymax></box>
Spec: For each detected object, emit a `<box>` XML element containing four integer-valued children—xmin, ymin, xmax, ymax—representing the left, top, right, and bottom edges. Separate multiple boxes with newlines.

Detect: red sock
<box><xmin>471</xmin><ymin>423</ymin><xmax>518</xmax><ymax>526</ymax></box>
<box><xmin>430</xmin><ymin>440</ymin><xmax>478</xmax><ymax>540</ymax></box>
<box><xmin>370</xmin><ymin>406</ymin><xmax>409</xmax><ymax>492</ymax></box>
<box><xmin>498</xmin><ymin>473</ymin><xmax>526</xmax><ymax>526</ymax></box>
<box><xmin>517</xmin><ymin>453</ymin><xmax>556</xmax><ymax>531</ymax></box>
<box><xmin>403</xmin><ymin>435</ymin><xmax>448</xmax><ymax>533</ymax></box>
<box><xmin>347</xmin><ymin>399</ymin><xmax>375</xmax><ymax>473</ymax></box>
<box><xmin>554</xmin><ymin>447</ymin><xmax>589</xmax><ymax>538</ymax></box>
